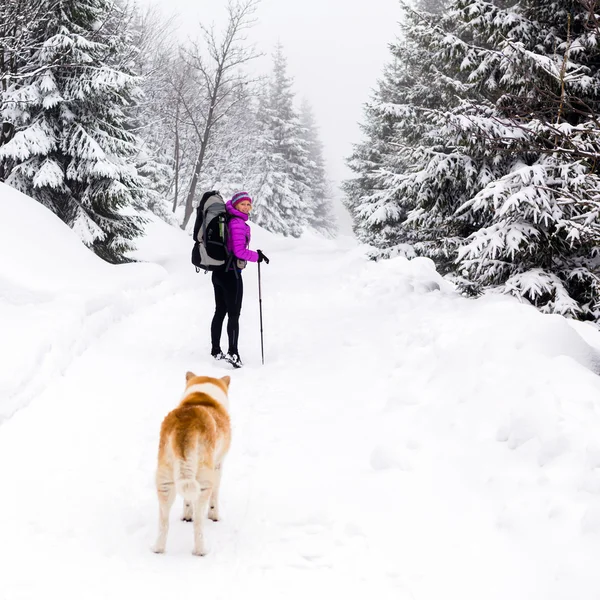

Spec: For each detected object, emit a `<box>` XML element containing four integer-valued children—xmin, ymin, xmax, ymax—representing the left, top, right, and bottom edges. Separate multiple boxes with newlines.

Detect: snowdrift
<box><xmin>0</xmin><ymin>183</ymin><xmax>163</xmax><ymax>295</ymax></box>
<box><xmin>0</xmin><ymin>183</ymin><xmax>166</xmax><ymax>421</ymax></box>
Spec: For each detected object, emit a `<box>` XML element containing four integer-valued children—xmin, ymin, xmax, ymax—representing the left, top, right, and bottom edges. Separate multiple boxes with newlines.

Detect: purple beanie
<box><xmin>231</xmin><ymin>191</ymin><xmax>252</xmax><ymax>207</ymax></box>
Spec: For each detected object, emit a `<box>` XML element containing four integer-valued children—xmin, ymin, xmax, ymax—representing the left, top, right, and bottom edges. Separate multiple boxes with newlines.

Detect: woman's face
<box><xmin>236</xmin><ymin>200</ymin><xmax>252</xmax><ymax>214</ymax></box>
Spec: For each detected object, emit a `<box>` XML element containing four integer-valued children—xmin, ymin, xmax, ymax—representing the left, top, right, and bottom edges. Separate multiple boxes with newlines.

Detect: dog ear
<box><xmin>186</xmin><ymin>371</ymin><xmax>196</xmax><ymax>381</ymax></box>
<box><xmin>221</xmin><ymin>375</ymin><xmax>231</xmax><ymax>388</ymax></box>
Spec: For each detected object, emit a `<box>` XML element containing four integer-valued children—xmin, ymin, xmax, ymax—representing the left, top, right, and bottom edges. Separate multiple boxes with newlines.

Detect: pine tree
<box><xmin>445</xmin><ymin>0</ymin><xmax>600</xmax><ymax>318</ymax></box>
<box><xmin>346</xmin><ymin>0</ymin><xmax>600</xmax><ymax>319</ymax></box>
<box><xmin>252</xmin><ymin>44</ymin><xmax>308</xmax><ymax>237</ymax></box>
<box><xmin>0</xmin><ymin>0</ymin><xmax>144</xmax><ymax>263</ymax></box>
<box><xmin>414</xmin><ymin>0</ymin><xmax>448</xmax><ymax>13</ymax></box>
<box><xmin>344</xmin><ymin>17</ymin><xmax>467</xmax><ymax>264</ymax></box>
<box><xmin>299</xmin><ymin>99</ymin><xmax>336</xmax><ymax>237</ymax></box>
<box><xmin>344</xmin><ymin>55</ymin><xmax>419</xmax><ymax>255</ymax></box>
<box><xmin>0</xmin><ymin>0</ymin><xmax>46</xmax><ymax>181</ymax></box>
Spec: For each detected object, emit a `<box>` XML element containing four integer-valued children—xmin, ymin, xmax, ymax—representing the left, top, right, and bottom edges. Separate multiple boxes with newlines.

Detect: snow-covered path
<box><xmin>2</xmin><ymin>210</ymin><xmax>600</xmax><ymax>600</ymax></box>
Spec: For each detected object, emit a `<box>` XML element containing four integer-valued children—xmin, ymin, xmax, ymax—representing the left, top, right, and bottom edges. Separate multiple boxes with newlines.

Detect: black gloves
<box><xmin>257</xmin><ymin>249</ymin><xmax>270</xmax><ymax>264</ymax></box>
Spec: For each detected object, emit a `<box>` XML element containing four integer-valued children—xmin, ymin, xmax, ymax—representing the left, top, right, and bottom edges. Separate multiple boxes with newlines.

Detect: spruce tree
<box><xmin>0</xmin><ymin>0</ymin><xmax>143</xmax><ymax>263</ymax></box>
<box><xmin>346</xmin><ymin>0</ymin><xmax>600</xmax><ymax>319</ymax></box>
<box><xmin>344</xmin><ymin>55</ymin><xmax>420</xmax><ymax>255</ymax></box>
<box><xmin>446</xmin><ymin>0</ymin><xmax>600</xmax><ymax>318</ymax></box>
<box><xmin>252</xmin><ymin>44</ymin><xmax>308</xmax><ymax>237</ymax></box>
<box><xmin>414</xmin><ymin>0</ymin><xmax>448</xmax><ymax>13</ymax></box>
<box><xmin>344</xmin><ymin>18</ymin><xmax>467</xmax><ymax>264</ymax></box>
<box><xmin>0</xmin><ymin>0</ymin><xmax>46</xmax><ymax>181</ymax></box>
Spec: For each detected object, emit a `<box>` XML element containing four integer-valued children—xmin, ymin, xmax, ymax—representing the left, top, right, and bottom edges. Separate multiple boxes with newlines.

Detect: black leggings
<box><xmin>211</xmin><ymin>269</ymin><xmax>243</xmax><ymax>355</ymax></box>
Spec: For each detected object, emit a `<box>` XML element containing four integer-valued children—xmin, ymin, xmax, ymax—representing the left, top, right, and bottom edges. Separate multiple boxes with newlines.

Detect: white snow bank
<box><xmin>0</xmin><ymin>183</ymin><xmax>167</xmax><ymax>421</ymax></box>
<box><xmin>129</xmin><ymin>212</ymin><xmax>192</xmax><ymax>266</ymax></box>
<box><xmin>357</xmin><ymin>254</ymin><xmax>456</xmax><ymax>295</ymax></box>
<box><xmin>348</xmin><ymin>252</ymin><xmax>600</xmax><ymax>375</ymax></box>
<box><xmin>0</xmin><ymin>183</ymin><xmax>163</xmax><ymax>294</ymax></box>
<box><xmin>473</xmin><ymin>294</ymin><xmax>600</xmax><ymax>373</ymax></box>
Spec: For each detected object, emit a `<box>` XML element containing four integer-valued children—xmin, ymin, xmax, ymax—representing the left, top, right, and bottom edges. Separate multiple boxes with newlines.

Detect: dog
<box><xmin>152</xmin><ymin>372</ymin><xmax>231</xmax><ymax>556</ymax></box>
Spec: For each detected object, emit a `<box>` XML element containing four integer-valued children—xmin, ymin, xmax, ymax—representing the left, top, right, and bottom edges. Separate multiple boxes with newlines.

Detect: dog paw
<box><xmin>182</xmin><ymin>501</ymin><xmax>193</xmax><ymax>521</ymax></box>
<box><xmin>208</xmin><ymin>508</ymin><xmax>220</xmax><ymax>522</ymax></box>
<box><xmin>151</xmin><ymin>545</ymin><xmax>165</xmax><ymax>554</ymax></box>
<box><xmin>192</xmin><ymin>547</ymin><xmax>207</xmax><ymax>557</ymax></box>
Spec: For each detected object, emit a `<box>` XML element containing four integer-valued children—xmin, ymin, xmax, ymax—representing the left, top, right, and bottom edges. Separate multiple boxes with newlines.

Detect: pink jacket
<box><xmin>226</xmin><ymin>200</ymin><xmax>259</xmax><ymax>263</ymax></box>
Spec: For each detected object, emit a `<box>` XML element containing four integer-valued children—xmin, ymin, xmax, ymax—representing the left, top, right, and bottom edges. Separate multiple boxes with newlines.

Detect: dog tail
<box><xmin>173</xmin><ymin>438</ymin><xmax>214</xmax><ymax>501</ymax></box>
<box><xmin>175</xmin><ymin>468</ymin><xmax>215</xmax><ymax>500</ymax></box>
<box><xmin>173</xmin><ymin>451</ymin><xmax>200</xmax><ymax>500</ymax></box>
<box><xmin>176</xmin><ymin>477</ymin><xmax>201</xmax><ymax>500</ymax></box>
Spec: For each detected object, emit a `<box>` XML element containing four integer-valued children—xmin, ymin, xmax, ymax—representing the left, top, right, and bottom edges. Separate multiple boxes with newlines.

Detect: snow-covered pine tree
<box><xmin>414</xmin><ymin>0</ymin><xmax>448</xmax><ymax>14</ymax></box>
<box><xmin>385</xmin><ymin>1</ymin><xmax>511</xmax><ymax>271</ymax></box>
<box><xmin>0</xmin><ymin>0</ymin><xmax>45</xmax><ymax>180</ymax></box>
<box><xmin>299</xmin><ymin>99</ymin><xmax>336</xmax><ymax>237</ymax></box>
<box><xmin>0</xmin><ymin>0</ymin><xmax>144</xmax><ymax>263</ymax></box>
<box><xmin>344</xmin><ymin>55</ymin><xmax>418</xmax><ymax>255</ymax></box>
<box><xmin>252</xmin><ymin>44</ymin><xmax>309</xmax><ymax>237</ymax></box>
<box><xmin>347</xmin><ymin>0</ymin><xmax>600</xmax><ymax>319</ymax></box>
<box><xmin>344</xmin><ymin>8</ymin><xmax>471</xmax><ymax>265</ymax></box>
<box><xmin>443</xmin><ymin>0</ymin><xmax>600</xmax><ymax>318</ymax></box>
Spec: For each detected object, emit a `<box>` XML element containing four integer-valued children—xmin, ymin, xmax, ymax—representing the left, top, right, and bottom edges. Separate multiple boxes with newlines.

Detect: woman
<box><xmin>210</xmin><ymin>191</ymin><xmax>269</xmax><ymax>368</ymax></box>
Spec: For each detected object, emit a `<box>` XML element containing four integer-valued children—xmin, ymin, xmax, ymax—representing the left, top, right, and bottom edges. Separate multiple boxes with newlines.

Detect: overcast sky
<box><xmin>140</xmin><ymin>0</ymin><xmax>401</xmax><ymax>189</ymax></box>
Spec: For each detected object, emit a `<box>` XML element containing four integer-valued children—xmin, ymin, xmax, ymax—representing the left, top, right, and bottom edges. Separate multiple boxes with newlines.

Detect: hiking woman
<box><xmin>210</xmin><ymin>191</ymin><xmax>269</xmax><ymax>368</ymax></box>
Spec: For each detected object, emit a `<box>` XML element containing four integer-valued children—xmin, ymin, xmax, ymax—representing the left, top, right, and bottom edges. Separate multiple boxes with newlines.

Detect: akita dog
<box><xmin>152</xmin><ymin>372</ymin><xmax>231</xmax><ymax>556</ymax></box>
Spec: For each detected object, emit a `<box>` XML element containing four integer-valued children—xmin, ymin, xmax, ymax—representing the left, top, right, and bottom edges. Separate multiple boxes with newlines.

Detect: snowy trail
<box><xmin>1</xmin><ymin>225</ymin><xmax>600</xmax><ymax>599</ymax></box>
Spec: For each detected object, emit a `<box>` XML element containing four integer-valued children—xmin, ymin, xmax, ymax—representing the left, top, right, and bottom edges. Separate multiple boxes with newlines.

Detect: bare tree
<box><xmin>164</xmin><ymin>59</ymin><xmax>197</xmax><ymax>213</ymax></box>
<box><xmin>180</xmin><ymin>0</ymin><xmax>260</xmax><ymax>228</ymax></box>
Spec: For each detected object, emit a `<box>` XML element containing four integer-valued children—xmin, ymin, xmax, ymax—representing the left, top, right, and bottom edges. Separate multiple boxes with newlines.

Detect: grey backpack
<box><xmin>191</xmin><ymin>191</ymin><xmax>231</xmax><ymax>272</ymax></box>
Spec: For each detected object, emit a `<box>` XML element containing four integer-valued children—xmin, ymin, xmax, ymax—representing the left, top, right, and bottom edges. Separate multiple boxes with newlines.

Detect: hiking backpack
<box><xmin>191</xmin><ymin>190</ymin><xmax>231</xmax><ymax>272</ymax></box>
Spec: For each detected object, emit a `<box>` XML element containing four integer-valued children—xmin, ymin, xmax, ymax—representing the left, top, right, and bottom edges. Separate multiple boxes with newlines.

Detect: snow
<box><xmin>2</xmin><ymin>182</ymin><xmax>600</xmax><ymax>599</ymax></box>
<box><xmin>0</xmin><ymin>184</ymin><xmax>165</xmax><ymax>421</ymax></box>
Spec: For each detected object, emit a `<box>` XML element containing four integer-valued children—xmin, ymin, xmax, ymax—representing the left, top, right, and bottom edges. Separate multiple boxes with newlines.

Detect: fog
<box><xmin>139</xmin><ymin>0</ymin><xmax>402</xmax><ymax>229</ymax></box>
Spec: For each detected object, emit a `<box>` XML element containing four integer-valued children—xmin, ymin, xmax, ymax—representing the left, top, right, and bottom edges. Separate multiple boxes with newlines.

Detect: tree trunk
<box><xmin>172</xmin><ymin>102</ymin><xmax>180</xmax><ymax>213</ymax></box>
<box><xmin>182</xmin><ymin>127</ymin><xmax>210</xmax><ymax>228</ymax></box>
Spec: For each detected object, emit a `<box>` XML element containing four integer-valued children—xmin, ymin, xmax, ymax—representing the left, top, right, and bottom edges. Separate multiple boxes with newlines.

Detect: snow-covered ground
<box><xmin>1</xmin><ymin>182</ymin><xmax>600</xmax><ymax>600</ymax></box>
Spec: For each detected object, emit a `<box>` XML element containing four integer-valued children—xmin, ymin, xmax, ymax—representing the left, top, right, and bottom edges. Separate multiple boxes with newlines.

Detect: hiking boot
<box><xmin>212</xmin><ymin>351</ymin><xmax>226</xmax><ymax>361</ymax></box>
<box><xmin>225</xmin><ymin>353</ymin><xmax>243</xmax><ymax>369</ymax></box>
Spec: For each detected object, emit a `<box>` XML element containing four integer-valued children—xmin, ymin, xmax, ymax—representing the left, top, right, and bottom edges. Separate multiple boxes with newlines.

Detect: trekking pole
<box><xmin>258</xmin><ymin>261</ymin><xmax>265</xmax><ymax>365</ymax></box>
